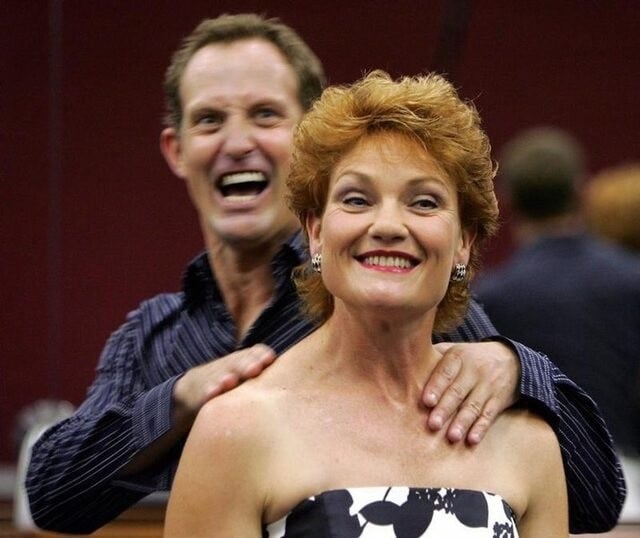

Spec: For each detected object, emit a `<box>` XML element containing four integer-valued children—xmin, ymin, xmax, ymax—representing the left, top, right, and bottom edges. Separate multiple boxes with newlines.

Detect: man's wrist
<box><xmin>481</xmin><ymin>336</ymin><xmax>522</xmax><ymax>402</ymax></box>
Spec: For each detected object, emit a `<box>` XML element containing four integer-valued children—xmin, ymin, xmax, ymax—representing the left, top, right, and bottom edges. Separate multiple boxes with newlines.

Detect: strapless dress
<box><xmin>263</xmin><ymin>486</ymin><xmax>519</xmax><ymax>537</ymax></box>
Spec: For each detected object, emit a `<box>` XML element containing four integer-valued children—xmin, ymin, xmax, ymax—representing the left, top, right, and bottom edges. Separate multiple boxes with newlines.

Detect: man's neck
<box><xmin>205</xmin><ymin>233</ymin><xmax>292</xmax><ymax>340</ymax></box>
<box><xmin>514</xmin><ymin>213</ymin><xmax>583</xmax><ymax>246</ymax></box>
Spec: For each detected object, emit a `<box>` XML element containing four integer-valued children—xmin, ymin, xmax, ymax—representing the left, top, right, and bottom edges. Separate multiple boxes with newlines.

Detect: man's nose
<box><xmin>222</xmin><ymin>119</ymin><xmax>256</xmax><ymax>158</ymax></box>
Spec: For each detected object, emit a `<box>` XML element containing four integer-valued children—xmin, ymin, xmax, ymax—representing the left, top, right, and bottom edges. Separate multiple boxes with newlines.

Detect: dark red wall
<box><xmin>2</xmin><ymin>0</ymin><xmax>639</xmax><ymax>462</ymax></box>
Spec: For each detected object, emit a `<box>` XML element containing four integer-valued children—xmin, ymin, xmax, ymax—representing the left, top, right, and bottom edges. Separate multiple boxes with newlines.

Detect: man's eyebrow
<box><xmin>249</xmin><ymin>96</ymin><xmax>290</xmax><ymax>109</ymax></box>
<box><xmin>186</xmin><ymin>104</ymin><xmax>224</xmax><ymax>117</ymax></box>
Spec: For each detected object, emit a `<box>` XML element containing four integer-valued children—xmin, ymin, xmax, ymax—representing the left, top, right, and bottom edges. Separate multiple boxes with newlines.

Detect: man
<box><xmin>26</xmin><ymin>15</ymin><xmax>624</xmax><ymax>534</ymax></box>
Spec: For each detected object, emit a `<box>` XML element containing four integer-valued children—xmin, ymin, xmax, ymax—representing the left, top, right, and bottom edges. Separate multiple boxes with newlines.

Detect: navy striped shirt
<box><xmin>26</xmin><ymin>232</ymin><xmax>625</xmax><ymax>533</ymax></box>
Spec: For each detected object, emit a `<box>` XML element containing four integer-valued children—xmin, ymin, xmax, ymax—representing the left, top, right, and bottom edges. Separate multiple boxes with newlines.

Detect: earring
<box><xmin>311</xmin><ymin>253</ymin><xmax>322</xmax><ymax>273</ymax></box>
<box><xmin>450</xmin><ymin>263</ymin><xmax>467</xmax><ymax>282</ymax></box>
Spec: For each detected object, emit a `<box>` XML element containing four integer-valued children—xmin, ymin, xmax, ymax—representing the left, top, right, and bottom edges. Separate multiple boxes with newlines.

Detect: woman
<box><xmin>164</xmin><ymin>71</ymin><xmax>568</xmax><ymax>537</ymax></box>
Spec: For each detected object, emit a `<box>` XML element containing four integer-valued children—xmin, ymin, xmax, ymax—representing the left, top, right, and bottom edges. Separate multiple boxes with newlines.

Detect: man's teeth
<box><xmin>362</xmin><ymin>256</ymin><xmax>413</xmax><ymax>269</ymax></box>
<box><xmin>220</xmin><ymin>172</ymin><xmax>266</xmax><ymax>187</ymax></box>
<box><xmin>218</xmin><ymin>171</ymin><xmax>269</xmax><ymax>200</ymax></box>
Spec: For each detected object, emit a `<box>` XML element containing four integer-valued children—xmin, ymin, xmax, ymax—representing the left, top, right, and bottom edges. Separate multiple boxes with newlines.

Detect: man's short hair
<box><xmin>163</xmin><ymin>13</ymin><xmax>326</xmax><ymax>129</ymax></box>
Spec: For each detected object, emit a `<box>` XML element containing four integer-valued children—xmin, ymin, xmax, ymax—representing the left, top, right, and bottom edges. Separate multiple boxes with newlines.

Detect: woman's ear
<box><xmin>456</xmin><ymin>225</ymin><xmax>477</xmax><ymax>266</ymax></box>
<box><xmin>160</xmin><ymin>127</ymin><xmax>186</xmax><ymax>179</ymax></box>
<box><xmin>305</xmin><ymin>212</ymin><xmax>322</xmax><ymax>254</ymax></box>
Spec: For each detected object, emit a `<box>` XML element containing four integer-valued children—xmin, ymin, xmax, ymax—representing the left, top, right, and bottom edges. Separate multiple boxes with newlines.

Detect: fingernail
<box><xmin>468</xmin><ymin>432</ymin><xmax>481</xmax><ymax>445</ymax></box>
<box><xmin>430</xmin><ymin>414</ymin><xmax>443</xmax><ymax>429</ymax></box>
<box><xmin>449</xmin><ymin>427</ymin><xmax>463</xmax><ymax>442</ymax></box>
<box><xmin>424</xmin><ymin>392</ymin><xmax>437</xmax><ymax>406</ymax></box>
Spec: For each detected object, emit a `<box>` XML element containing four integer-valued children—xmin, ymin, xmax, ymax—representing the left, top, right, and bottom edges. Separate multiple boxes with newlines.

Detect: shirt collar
<box><xmin>284</xmin><ymin>229</ymin><xmax>308</xmax><ymax>263</ymax></box>
<box><xmin>182</xmin><ymin>230</ymin><xmax>308</xmax><ymax>305</ymax></box>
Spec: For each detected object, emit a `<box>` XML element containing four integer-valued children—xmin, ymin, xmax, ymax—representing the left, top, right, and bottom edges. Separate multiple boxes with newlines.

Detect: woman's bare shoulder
<box><xmin>167</xmin><ymin>374</ymin><xmax>284</xmax><ymax>536</ymax></box>
<box><xmin>499</xmin><ymin>407</ymin><xmax>563</xmax><ymax>472</ymax></box>
<box><xmin>504</xmin><ymin>408</ymin><xmax>558</xmax><ymax>442</ymax></box>
<box><xmin>191</xmin><ymin>377</ymin><xmax>283</xmax><ymax>449</ymax></box>
<box><xmin>502</xmin><ymin>411</ymin><xmax>568</xmax><ymax>536</ymax></box>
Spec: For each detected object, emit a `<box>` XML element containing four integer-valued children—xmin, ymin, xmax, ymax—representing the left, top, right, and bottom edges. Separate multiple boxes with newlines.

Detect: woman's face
<box><xmin>307</xmin><ymin>132</ymin><xmax>473</xmax><ymax>319</ymax></box>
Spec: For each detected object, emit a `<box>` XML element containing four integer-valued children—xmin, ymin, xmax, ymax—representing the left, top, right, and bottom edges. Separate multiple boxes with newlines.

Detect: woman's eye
<box><xmin>412</xmin><ymin>197</ymin><xmax>438</xmax><ymax>210</ymax></box>
<box><xmin>343</xmin><ymin>195</ymin><xmax>369</xmax><ymax>207</ymax></box>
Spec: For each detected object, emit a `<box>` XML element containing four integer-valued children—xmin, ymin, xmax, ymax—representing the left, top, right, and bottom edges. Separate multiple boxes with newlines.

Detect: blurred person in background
<box><xmin>585</xmin><ymin>163</ymin><xmax>640</xmax><ymax>254</ymax></box>
<box><xmin>474</xmin><ymin>126</ymin><xmax>640</xmax><ymax>520</ymax></box>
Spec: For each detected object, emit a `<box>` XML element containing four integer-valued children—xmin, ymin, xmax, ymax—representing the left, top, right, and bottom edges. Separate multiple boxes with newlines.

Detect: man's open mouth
<box><xmin>218</xmin><ymin>171</ymin><xmax>269</xmax><ymax>199</ymax></box>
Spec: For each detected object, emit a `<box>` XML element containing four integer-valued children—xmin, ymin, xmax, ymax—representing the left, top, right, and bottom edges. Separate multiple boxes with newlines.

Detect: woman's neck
<box><xmin>309</xmin><ymin>308</ymin><xmax>440</xmax><ymax>404</ymax></box>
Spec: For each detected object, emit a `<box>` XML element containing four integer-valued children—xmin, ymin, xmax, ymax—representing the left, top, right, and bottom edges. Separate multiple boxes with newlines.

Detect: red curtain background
<box><xmin>1</xmin><ymin>0</ymin><xmax>638</xmax><ymax>462</ymax></box>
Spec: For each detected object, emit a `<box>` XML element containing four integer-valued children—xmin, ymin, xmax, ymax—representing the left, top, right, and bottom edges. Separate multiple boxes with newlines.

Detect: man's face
<box><xmin>162</xmin><ymin>39</ymin><xmax>304</xmax><ymax>250</ymax></box>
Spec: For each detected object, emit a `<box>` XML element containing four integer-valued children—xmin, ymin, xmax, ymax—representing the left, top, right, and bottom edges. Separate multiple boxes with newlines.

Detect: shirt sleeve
<box><xmin>513</xmin><ymin>339</ymin><xmax>626</xmax><ymax>533</ymax></box>
<box><xmin>25</xmin><ymin>309</ymin><xmax>181</xmax><ymax>534</ymax></box>
<box><xmin>444</xmin><ymin>300</ymin><xmax>626</xmax><ymax>532</ymax></box>
<box><xmin>435</xmin><ymin>299</ymin><xmax>499</xmax><ymax>343</ymax></box>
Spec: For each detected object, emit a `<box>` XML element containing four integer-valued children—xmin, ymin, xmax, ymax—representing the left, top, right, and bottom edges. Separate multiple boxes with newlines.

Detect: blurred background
<box><xmin>1</xmin><ymin>0</ymin><xmax>639</xmax><ymax>469</ymax></box>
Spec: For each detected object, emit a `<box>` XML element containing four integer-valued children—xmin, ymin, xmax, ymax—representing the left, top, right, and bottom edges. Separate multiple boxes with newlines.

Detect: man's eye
<box><xmin>254</xmin><ymin>108</ymin><xmax>280</xmax><ymax>124</ymax></box>
<box><xmin>195</xmin><ymin>113</ymin><xmax>223</xmax><ymax>127</ymax></box>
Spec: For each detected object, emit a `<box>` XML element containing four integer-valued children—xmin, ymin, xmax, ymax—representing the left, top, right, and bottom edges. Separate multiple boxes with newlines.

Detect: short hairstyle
<box><xmin>163</xmin><ymin>13</ymin><xmax>326</xmax><ymax>129</ymax></box>
<box><xmin>585</xmin><ymin>163</ymin><xmax>640</xmax><ymax>253</ymax></box>
<box><xmin>499</xmin><ymin>126</ymin><xmax>586</xmax><ymax>220</ymax></box>
<box><xmin>287</xmin><ymin>70</ymin><xmax>499</xmax><ymax>332</ymax></box>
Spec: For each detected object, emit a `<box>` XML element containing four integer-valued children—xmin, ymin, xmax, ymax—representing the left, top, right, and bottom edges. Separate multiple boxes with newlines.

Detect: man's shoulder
<box><xmin>127</xmin><ymin>291</ymin><xmax>186</xmax><ymax>324</ymax></box>
<box><xmin>473</xmin><ymin>270</ymin><xmax>505</xmax><ymax>298</ymax></box>
<box><xmin>473</xmin><ymin>263</ymin><xmax>520</xmax><ymax>302</ymax></box>
<box><xmin>140</xmin><ymin>291</ymin><xmax>185</xmax><ymax>310</ymax></box>
<box><xmin>589</xmin><ymin>238</ymin><xmax>640</xmax><ymax>272</ymax></box>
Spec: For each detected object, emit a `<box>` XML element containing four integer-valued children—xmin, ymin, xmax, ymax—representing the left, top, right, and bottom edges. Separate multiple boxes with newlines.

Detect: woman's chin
<box><xmin>356</xmin><ymin>300</ymin><xmax>433</xmax><ymax>320</ymax></box>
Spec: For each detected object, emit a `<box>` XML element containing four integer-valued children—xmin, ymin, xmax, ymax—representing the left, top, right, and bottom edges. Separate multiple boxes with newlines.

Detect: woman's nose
<box><xmin>368</xmin><ymin>204</ymin><xmax>407</xmax><ymax>241</ymax></box>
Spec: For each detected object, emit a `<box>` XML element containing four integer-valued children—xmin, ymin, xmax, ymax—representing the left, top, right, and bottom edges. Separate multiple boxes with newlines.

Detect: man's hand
<box><xmin>174</xmin><ymin>344</ymin><xmax>277</xmax><ymax>418</ymax></box>
<box><xmin>423</xmin><ymin>341</ymin><xmax>521</xmax><ymax>445</ymax></box>
<box><xmin>119</xmin><ymin>345</ymin><xmax>276</xmax><ymax>479</ymax></box>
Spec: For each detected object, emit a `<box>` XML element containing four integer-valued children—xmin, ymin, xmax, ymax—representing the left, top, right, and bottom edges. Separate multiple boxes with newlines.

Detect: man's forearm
<box><xmin>552</xmin><ymin>376</ymin><xmax>625</xmax><ymax>533</ymax></box>
<box><xmin>26</xmin><ymin>379</ymin><xmax>180</xmax><ymax>533</ymax></box>
<box><xmin>29</xmin><ymin>477</ymin><xmax>147</xmax><ymax>534</ymax></box>
<box><xmin>118</xmin><ymin>393</ymin><xmax>194</xmax><ymax>478</ymax></box>
<box><xmin>26</xmin><ymin>415</ymin><xmax>151</xmax><ymax>532</ymax></box>
<box><xmin>515</xmin><ymin>341</ymin><xmax>626</xmax><ymax>533</ymax></box>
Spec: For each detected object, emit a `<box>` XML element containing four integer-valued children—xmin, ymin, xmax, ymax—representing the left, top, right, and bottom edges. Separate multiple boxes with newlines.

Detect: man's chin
<box><xmin>207</xmin><ymin>214</ymin><xmax>298</xmax><ymax>249</ymax></box>
<box><xmin>209</xmin><ymin>221</ymin><xmax>280</xmax><ymax>249</ymax></box>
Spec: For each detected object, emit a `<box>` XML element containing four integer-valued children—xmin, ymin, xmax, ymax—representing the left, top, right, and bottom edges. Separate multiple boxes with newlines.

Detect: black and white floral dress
<box><xmin>263</xmin><ymin>487</ymin><xmax>518</xmax><ymax>537</ymax></box>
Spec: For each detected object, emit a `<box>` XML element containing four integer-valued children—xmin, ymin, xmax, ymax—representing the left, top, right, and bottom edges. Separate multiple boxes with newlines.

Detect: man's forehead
<box><xmin>180</xmin><ymin>39</ymin><xmax>300</xmax><ymax>103</ymax></box>
<box><xmin>185</xmin><ymin>38</ymin><xmax>295</xmax><ymax>81</ymax></box>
